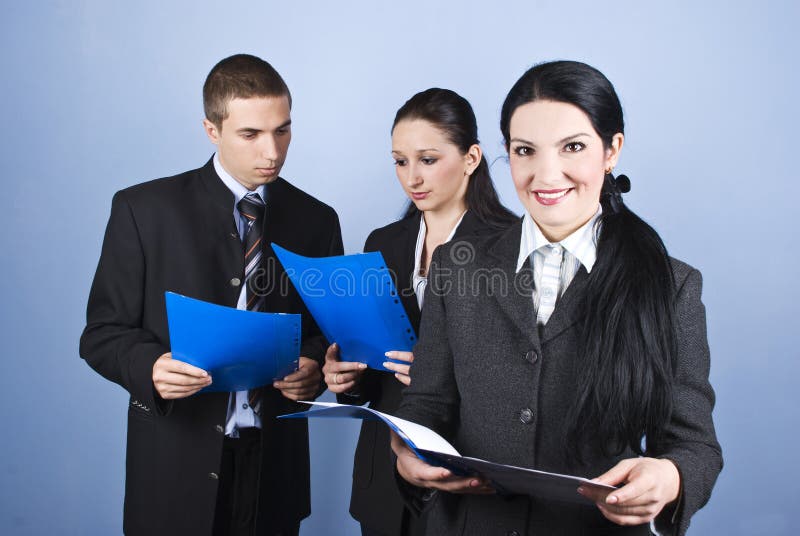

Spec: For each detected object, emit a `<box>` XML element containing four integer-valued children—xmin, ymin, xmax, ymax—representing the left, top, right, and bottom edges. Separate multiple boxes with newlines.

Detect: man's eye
<box><xmin>241</xmin><ymin>133</ymin><xmax>256</xmax><ymax>140</ymax></box>
<box><xmin>564</xmin><ymin>142</ymin><xmax>585</xmax><ymax>152</ymax></box>
<box><xmin>276</xmin><ymin>128</ymin><xmax>289</xmax><ymax>136</ymax></box>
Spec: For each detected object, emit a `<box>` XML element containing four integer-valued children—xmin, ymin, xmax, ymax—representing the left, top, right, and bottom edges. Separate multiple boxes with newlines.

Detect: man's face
<box><xmin>203</xmin><ymin>96</ymin><xmax>291</xmax><ymax>190</ymax></box>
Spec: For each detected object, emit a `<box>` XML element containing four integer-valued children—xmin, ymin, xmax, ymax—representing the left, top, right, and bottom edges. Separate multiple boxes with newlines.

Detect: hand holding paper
<box><xmin>323</xmin><ymin>343</ymin><xmax>368</xmax><ymax>394</ymax></box>
<box><xmin>390</xmin><ymin>430</ymin><xmax>493</xmax><ymax>494</ymax></box>
<box><xmin>279</xmin><ymin>401</ymin><xmax>615</xmax><ymax>503</ymax></box>
<box><xmin>274</xmin><ymin>356</ymin><xmax>323</xmax><ymax>401</ymax></box>
<box><xmin>152</xmin><ymin>352</ymin><xmax>212</xmax><ymax>399</ymax></box>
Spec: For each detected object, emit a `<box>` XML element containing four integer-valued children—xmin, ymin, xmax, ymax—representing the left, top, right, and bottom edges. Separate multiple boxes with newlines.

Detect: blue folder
<box><xmin>271</xmin><ymin>244</ymin><xmax>417</xmax><ymax>372</ymax></box>
<box><xmin>280</xmin><ymin>402</ymin><xmax>615</xmax><ymax>503</ymax></box>
<box><xmin>165</xmin><ymin>292</ymin><xmax>300</xmax><ymax>392</ymax></box>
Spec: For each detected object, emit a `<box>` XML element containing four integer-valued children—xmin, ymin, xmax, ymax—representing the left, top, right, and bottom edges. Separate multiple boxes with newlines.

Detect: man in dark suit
<box><xmin>79</xmin><ymin>54</ymin><xmax>343</xmax><ymax>536</ymax></box>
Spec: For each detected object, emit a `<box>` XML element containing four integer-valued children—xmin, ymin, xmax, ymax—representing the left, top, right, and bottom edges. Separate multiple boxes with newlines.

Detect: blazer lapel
<box><xmin>197</xmin><ymin>158</ymin><xmax>245</xmax><ymax>307</ymax></box>
<box><xmin>486</xmin><ymin>221</ymin><xmax>540</xmax><ymax>349</ymax></box>
<box><xmin>540</xmin><ymin>267</ymin><xmax>589</xmax><ymax>344</ymax></box>
<box><xmin>397</xmin><ymin>214</ymin><xmax>422</xmax><ymax>330</ymax></box>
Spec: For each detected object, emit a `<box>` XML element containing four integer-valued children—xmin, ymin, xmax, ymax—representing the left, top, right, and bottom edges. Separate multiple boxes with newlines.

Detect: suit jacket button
<box><xmin>208</xmin><ymin>472</ymin><xmax>219</xmax><ymax>480</ymax></box>
<box><xmin>506</xmin><ymin>531</ymin><xmax>521</xmax><ymax>536</ymax></box>
<box><xmin>215</xmin><ymin>425</ymin><xmax>224</xmax><ymax>433</ymax></box>
<box><xmin>524</xmin><ymin>350</ymin><xmax>539</xmax><ymax>364</ymax></box>
<box><xmin>230</xmin><ymin>277</ymin><xmax>241</xmax><ymax>287</ymax></box>
<box><xmin>519</xmin><ymin>408</ymin><xmax>534</xmax><ymax>424</ymax></box>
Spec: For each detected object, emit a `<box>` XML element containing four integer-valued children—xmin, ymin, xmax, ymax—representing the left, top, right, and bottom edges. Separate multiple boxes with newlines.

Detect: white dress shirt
<box><xmin>214</xmin><ymin>153</ymin><xmax>265</xmax><ymax>437</ymax></box>
<box><xmin>412</xmin><ymin>211</ymin><xmax>467</xmax><ymax>309</ymax></box>
<box><xmin>516</xmin><ymin>206</ymin><xmax>601</xmax><ymax>324</ymax></box>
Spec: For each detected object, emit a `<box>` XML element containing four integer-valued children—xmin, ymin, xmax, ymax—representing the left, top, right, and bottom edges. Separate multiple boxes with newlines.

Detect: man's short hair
<box><xmin>203</xmin><ymin>54</ymin><xmax>292</xmax><ymax>128</ymax></box>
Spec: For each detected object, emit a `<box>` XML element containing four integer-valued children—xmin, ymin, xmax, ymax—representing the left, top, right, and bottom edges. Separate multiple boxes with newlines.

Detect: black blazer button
<box><xmin>230</xmin><ymin>277</ymin><xmax>241</xmax><ymax>287</ymax></box>
<box><xmin>519</xmin><ymin>408</ymin><xmax>534</xmax><ymax>424</ymax></box>
<box><xmin>214</xmin><ymin>424</ymin><xmax>224</xmax><ymax>433</ymax></box>
<box><xmin>208</xmin><ymin>472</ymin><xmax>219</xmax><ymax>480</ymax></box>
<box><xmin>506</xmin><ymin>531</ymin><xmax>521</xmax><ymax>536</ymax></box>
<box><xmin>524</xmin><ymin>350</ymin><xmax>539</xmax><ymax>364</ymax></box>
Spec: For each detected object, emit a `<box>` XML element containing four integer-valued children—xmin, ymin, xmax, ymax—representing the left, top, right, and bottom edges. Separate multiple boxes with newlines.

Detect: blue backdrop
<box><xmin>1</xmin><ymin>1</ymin><xmax>797</xmax><ymax>534</ymax></box>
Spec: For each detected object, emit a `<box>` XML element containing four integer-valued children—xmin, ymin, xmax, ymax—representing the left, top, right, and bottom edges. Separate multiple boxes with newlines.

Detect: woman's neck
<box><xmin>423</xmin><ymin>202</ymin><xmax>467</xmax><ymax>238</ymax></box>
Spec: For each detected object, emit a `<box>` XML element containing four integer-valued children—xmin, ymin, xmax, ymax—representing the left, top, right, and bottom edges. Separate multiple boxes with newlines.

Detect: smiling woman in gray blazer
<box><xmin>392</xmin><ymin>61</ymin><xmax>722</xmax><ymax>536</ymax></box>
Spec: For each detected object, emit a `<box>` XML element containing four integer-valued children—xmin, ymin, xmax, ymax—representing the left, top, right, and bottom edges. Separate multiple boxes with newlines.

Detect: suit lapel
<box><xmin>541</xmin><ymin>267</ymin><xmax>589</xmax><ymax>344</ymax></box>
<box><xmin>486</xmin><ymin>221</ymin><xmax>540</xmax><ymax>349</ymax></box>
<box><xmin>396</xmin><ymin>214</ymin><xmax>422</xmax><ymax>331</ymax></box>
<box><xmin>197</xmin><ymin>158</ymin><xmax>244</xmax><ymax>307</ymax></box>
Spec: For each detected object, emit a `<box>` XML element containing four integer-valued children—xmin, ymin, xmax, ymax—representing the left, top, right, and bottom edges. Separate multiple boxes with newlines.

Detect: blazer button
<box><xmin>524</xmin><ymin>350</ymin><xmax>539</xmax><ymax>364</ymax></box>
<box><xmin>230</xmin><ymin>277</ymin><xmax>241</xmax><ymax>287</ymax></box>
<box><xmin>208</xmin><ymin>472</ymin><xmax>219</xmax><ymax>480</ymax></box>
<box><xmin>519</xmin><ymin>408</ymin><xmax>535</xmax><ymax>424</ymax></box>
<box><xmin>214</xmin><ymin>424</ymin><xmax>224</xmax><ymax>433</ymax></box>
<box><xmin>506</xmin><ymin>531</ymin><xmax>521</xmax><ymax>536</ymax></box>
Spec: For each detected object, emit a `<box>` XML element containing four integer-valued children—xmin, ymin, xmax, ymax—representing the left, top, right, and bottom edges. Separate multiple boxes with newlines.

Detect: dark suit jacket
<box><xmin>341</xmin><ymin>210</ymin><xmax>508</xmax><ymax>536</ymax></box>
<box><xmin>396</xmin><ymin>221</ymin><xmax>722</xmax><ymax>536</ymax></box>
<box><xmin>79</xmin><ymin>158</ymin><xmax>343</xmax><ymax>535</ymax></box>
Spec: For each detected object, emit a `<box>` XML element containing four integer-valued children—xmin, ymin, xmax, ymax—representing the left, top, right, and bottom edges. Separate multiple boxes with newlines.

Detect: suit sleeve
<box><xmin>395</xmin><ymin>244</ymin><xmax>460</xmax><ymax>434</ymax></box>
<box><xmin>79</xmin><ymin>190</ymin><xmax>169</xmax><ymax>414</ymax></box>
<box><xmin>392</xmin><ymin>245</ymin><xmax>461</xmax><ymax>514</ymax></box>
<box><xmin>653</xmin><ymin>268</ymin><xmax>723</xmax><ymax>535</ymax></box>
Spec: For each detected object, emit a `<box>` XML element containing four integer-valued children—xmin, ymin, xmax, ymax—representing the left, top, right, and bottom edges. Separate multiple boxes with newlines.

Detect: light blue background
<box><xmin>1</xmin><ymin>1</ymin><xmax>797</xmax><ymax>534</ymax></box>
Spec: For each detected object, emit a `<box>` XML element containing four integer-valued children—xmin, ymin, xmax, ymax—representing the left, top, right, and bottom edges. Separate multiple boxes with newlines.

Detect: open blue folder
<box><xmin>271</xmin><ymin>244</ymin><xmax>416</xmax><ymax>372</ymax></box>
<box><xmin>165</xmin><ymin>292</ymin><xmax>300</xmax><ymax>392</ymax></box>
<box><xmin>280</xmin><ymin>402</ymin><xmax>615</xmax><ymax>503</ymax></box>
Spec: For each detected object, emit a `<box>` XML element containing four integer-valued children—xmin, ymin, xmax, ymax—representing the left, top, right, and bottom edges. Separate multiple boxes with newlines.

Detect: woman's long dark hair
<box><xmin>393</xmin><ymin>88</ymin><xmax>517</xmax><ymax>229</ymax></box>
<box><xmin>500</xmin><ymin>61</ymin><xmax>677</xmax><ymax>460</ymax></box>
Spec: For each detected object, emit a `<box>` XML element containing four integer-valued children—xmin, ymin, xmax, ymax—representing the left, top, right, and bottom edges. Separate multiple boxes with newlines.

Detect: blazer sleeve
<box><xmin>654</xmin><ymin>268</ymin><xmax>723</xmax><ymax>535</ymax></box>
<box><xmin>395</xmin><ymin>245</ymin><xmax>460</xmax><ymax>435</ymax></box>
<box><xmin>79</xmin><ymin>190</ymin><xmax>169</xmax><ymax>414</ymax></box>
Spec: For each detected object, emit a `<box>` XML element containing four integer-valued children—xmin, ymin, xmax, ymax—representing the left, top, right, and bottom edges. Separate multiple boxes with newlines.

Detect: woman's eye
<box><xmin>513</xmin><ymin>146</ymin><xmax>533</xmax><ymax>156</ymax></box>
<box><xmin>421</xmin><ymin>157</ymin><xmax>437</xmax><ymax>165</ymax></box>
<box><xmin>564</xmin><ymin>142</ymin><xmax>585</xmax><ymax>152</ymax></box>
<box><xmin>394</xmin><ymin>159</ymin><xmax>407</xmax><ymax>166</ymax></box>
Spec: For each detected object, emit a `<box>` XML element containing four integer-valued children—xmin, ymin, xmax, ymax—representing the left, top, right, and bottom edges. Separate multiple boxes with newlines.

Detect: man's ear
<box><xmin>203</xmin><ymin>118</ymin><xmax>221</xmax><ymax>145</ymax></box>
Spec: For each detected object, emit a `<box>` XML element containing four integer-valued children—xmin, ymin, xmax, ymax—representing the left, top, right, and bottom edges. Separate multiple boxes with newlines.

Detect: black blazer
<box><xmin>341</xmin><ymin>210</ymin><xmax>509</xmax><ymax>536</ymax></box>
<box><xmin>396</xmin><ymin>221</ymin><xmax>722</xmax><ymax>536</ymax></box>
<box><xmin>79</xmin><ymin>158</ymin><xmax>343</xmax><ymax>536</ymax></box>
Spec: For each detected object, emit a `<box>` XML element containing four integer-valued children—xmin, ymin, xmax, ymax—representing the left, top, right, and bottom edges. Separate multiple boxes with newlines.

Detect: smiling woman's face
<box><xmin>508</xmin><ymin>99</ymin><xmax>622</xmax><ymax>242</ymax></box>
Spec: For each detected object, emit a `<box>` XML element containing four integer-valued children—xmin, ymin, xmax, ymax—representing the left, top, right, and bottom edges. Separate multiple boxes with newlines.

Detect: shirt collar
<box><xmin>516</xmin><ymin>205</ymin><xmax>602</xmax><ymax>273</ymax></box>
<box><xmin>414</xmin><ymin>210</ymin><xmax>467</xmax><ymax>278</ymax></box>
<box><xmin>213</xmin><ymin>153</ymin><xmax>267</xmax><ymax>205</ymax></box>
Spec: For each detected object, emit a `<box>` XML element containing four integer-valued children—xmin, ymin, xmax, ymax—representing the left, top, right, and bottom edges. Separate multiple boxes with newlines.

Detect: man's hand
<box><xmin>152</xmin><ymin>352</ymin><xmax>212</xmax><ymax>399</ymax></box>
<box><xmin>274</xmin><ymin>356</ymin><xmax>322</xmax><ymax>401</ymax></box>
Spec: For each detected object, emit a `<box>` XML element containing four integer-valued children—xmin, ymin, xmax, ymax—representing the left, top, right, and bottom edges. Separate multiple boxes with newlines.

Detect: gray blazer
<box><xmin>396</xmin><ymin>221</ymin><xmax>721</xmax><ymax>536</ymax></box>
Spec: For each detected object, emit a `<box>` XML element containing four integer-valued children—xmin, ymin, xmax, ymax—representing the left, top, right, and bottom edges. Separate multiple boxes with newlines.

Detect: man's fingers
<box><xmin>157</xmin><ymin>371</ymin><xmax>212</xmax><ymax>387</ymax></box>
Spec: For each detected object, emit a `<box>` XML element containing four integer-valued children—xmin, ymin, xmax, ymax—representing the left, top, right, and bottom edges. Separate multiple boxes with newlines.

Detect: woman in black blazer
<box><xmin>322</xmin><ymin>88</ymin><xmax>517</xmax><ymax>536</ymax></box>
<box><xmin>392</xmin><ymin>62</ymin><xmax>722</xmax><ymax>535</ymax></box>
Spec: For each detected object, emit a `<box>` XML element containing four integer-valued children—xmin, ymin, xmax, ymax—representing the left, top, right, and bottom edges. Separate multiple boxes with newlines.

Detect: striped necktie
<box><xmin>237</xmin><ymin>192</ymin><xmax>266</xmax><ymax>413</ymax></box>
<box><xmin>535</xmin><ymin>243</ymin><xmax>563</xmax><ymax>326</ymax></box>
